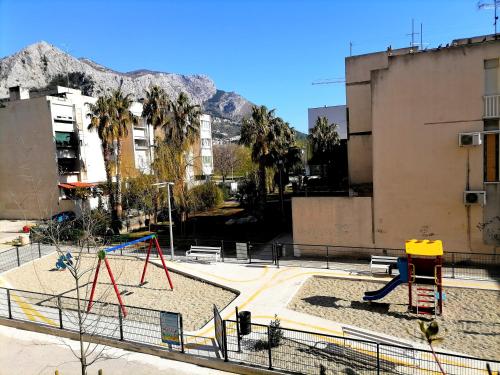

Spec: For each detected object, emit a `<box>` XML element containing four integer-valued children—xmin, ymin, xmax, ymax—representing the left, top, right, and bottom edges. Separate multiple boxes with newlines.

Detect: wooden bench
<box><xmin>370</xmin><ymin>255</ymin><xmax>399</xmax><ymax>275</ymax></box>
<box><xmin>186</xmin><ymin>246</ymin><xmax>221</xmax><ymax>263</ymax></box>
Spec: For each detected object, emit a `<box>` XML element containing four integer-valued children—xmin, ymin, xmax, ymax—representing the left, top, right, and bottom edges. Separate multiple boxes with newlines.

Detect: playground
<box><xmin>2</xmin><ymin>249</ymin><xmax>237</xmax><ymax>331</ymax></box>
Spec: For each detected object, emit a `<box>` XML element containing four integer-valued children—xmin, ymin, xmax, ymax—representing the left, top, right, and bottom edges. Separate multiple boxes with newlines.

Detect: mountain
<box><xmin>0</xmin><ymin>41</ymin><xmax>254</xmax><ymax>136</ymax></box>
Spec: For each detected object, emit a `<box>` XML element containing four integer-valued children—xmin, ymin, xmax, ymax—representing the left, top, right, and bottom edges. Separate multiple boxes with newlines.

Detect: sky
<box><xmin>0</xmin><ymin>0</ymin><xmax>496</xmax><ymax>132</ymax></box>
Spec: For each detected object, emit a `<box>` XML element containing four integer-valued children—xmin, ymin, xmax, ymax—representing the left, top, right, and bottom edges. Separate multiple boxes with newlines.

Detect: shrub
<box><xmin>189</xmin><ymin>182</ymin><xmax>223</xmax><ymax>211</ymax></box>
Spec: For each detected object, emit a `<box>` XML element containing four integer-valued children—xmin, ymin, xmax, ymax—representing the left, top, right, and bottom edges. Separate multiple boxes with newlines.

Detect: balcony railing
<box><xmin>484</xmin><ymin>94</ymin><xmax>500</xmax><ymax>118</ymax></box>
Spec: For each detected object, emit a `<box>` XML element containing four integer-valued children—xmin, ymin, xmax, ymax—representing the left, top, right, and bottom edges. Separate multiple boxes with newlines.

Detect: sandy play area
<box><xmin>3</xmin><ymin>253</ymin><xmax>237</xmax><ymax>331</ymax></box>
<box><xmin>289</xmin><ymin>276</ymin><xmax>500</xmax><ymax>360</ymax></box>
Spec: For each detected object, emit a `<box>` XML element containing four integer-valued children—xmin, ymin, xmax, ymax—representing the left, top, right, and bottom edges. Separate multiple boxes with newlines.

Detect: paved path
<box><xmin>0</xmin><ymin>324</ymin><xmax>233</xmax><ymax>375</ymax></box>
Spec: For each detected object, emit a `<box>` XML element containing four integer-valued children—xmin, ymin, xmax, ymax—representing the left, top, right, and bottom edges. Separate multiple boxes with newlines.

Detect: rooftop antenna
<box><xmin>349</xmin><ymin>41</ymin><xmax>353</xmax><ymax>56</ymax></box>
<box><xmin>311</xmin><ymin>78</ymin><xmax>346</xmax><ymax>85</ymax></box>
<box><xmin>478</xmin><ymin>0</ymin><xmax>499</xmax><ymax>36</ymax></box>
<box><xmin>406</xmin><ymin>18</ymin><xmax>421</xmax><ymax>48</ymax></box>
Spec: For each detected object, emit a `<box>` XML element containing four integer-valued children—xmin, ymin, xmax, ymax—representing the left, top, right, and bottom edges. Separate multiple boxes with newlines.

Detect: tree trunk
<box><xmin>258</xmin><ymin>161</ymin><xmax>267</xmax><ymax>216</ymax></box>
<box><xmin>115</xmin><ymin>140</ymin><xmax>123</xmax><ymax>219</ymax></box>
<box><xmin>75</xmin><ymin>275</ymin><xmax>87</xmax><ymax>375</ymax></box>
<box><xmin>103</xmin><ymin>144</ymin><xmax>115</xmax><ymax>217</ymax></box>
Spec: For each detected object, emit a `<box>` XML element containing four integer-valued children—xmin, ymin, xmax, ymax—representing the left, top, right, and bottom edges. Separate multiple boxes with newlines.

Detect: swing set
<box><xmin>86</xmin><ymin>234</ymin><xmax>173</xmax><ymax>317</ymax></box>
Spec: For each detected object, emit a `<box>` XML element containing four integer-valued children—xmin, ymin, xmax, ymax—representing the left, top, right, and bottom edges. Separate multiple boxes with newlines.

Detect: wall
<box><xmin>0</xmin><ymin>97</ymin><xmax>64</xmax><ymax>219</ymax></box>
<box><xmin>292</xmin><ymin>197</ymin><xmax>373</xmax><ymax>250</ymax></box>
<box><xmin>371</xmin><ymin>41</ymin><xmax>500</xmax><ymax>253</ymax></box>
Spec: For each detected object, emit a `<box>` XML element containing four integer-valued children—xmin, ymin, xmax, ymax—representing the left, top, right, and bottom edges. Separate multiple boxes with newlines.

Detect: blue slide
<box><xmin>363</xmin><ymin>258</ymin><xmax>408</xmax><ymax>301</ymax></box>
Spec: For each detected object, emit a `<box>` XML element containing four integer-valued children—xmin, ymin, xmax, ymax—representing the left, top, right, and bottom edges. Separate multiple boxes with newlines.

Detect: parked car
<box><xmin>51</xmin><ymin>211</ymin><xmax>76</xmax><ymax>223</ymax></box>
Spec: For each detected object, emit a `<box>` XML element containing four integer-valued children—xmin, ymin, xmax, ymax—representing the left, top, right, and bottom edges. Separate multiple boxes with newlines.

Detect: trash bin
<box><xmin>239</xmin><ymin>311</ymin><xmax>251</xmax><ymax>335</ymax></box>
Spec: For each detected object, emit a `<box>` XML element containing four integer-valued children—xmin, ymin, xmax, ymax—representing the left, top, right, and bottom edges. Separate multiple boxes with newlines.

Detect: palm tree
<box><xmin>308</xmin><ymin>116</ymin><xmax>340</xmax><ymax>162</ymax></box>
<box><xmin>165</xmin><ymin>92</ymin><xmax>201</xmax><ymax>149</ymax></box>
<box><xmin>109</xmin><ymin>90</ymin><xmax>138</xmax><ymax>220</ymax></box>
<box><xmin>142</xmin><ymin>85</ymin><xmax>169</xmax><ymax>130</ymax></box>
<box><xmin>240</xmin><ymin>105</ymin><xmax>277</xmax><ymax>212</ymax></box>
<box><xmin>88</xmin><ymin>96</ymin><xmax>115</xmax><ymax>218</ymax></box>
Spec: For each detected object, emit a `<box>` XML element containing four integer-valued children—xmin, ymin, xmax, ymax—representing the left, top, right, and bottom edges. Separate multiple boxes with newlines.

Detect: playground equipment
<box><xmin>363</xmin><ymin>239</ymin><xmax>444</xmax><ymax>316</ymax></box>
<box><xmin>55</xmin><ymin>252</ymin><xmax>73</xmax><ymax>270</ymax></box>
<box><xmin>86</xmin><ymin>234</ymin><xmax>174</xmax><ymax>317</ymax></box>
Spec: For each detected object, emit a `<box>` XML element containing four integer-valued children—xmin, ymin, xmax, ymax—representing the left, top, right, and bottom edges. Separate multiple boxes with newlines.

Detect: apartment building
<box><xmin>0</xmin><ymin>86</ymin><xmax>154</xmax><ymax>219</ymax></box>
<box><xmin>293</xmin><ymin>34</ymin><xmax>500</xmax><ymax>253</ymax></box>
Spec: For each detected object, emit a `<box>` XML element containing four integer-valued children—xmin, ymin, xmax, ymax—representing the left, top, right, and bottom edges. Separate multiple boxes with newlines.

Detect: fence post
<box><xmin>276</xmin><ymin>244</ymin><xmax>280</xmax><ymax>269</ymax></box>
<box><xmin>267</xmin><ymin>325</ymin><xmax>273</xmax><ymax>369</ymax></box>
<box><xmin>222</xmin><ymin>320</ymin><xmax>229</xmax><ymax>362</ymax></box>
<box><xmin>15</xmin><ymin>247</ymin><xmax>20</xmax><ymax>267</ymax></box>
<box><xmin>179</xmin><ymin>314</ymin><xmax>185</xmax><ymax>353</ymax></box>
<box><xmin>235</xmin><ymin>306</ymin><xmax>241</xmax><ymax>352</ymax></box>
<box><xmin>38</xmin><ymin>242</ymin><xmax>42</xmax><ymax>258</ymax></box>
<box><xmin>248</xmin><ymin>242</ymin><xmax>252</xmax><ymax>264</ymax></box>
<box><xmin>451</xmin><ymin>253</ymin><xmax>455</xmax><ymax>279</ymax></box>
<box><xmin>7</xmin><ymin>289</ymin><xmax>12</xmax><ymax>319</ymax></box>
<box><xmin>118</xmin><ymin>305</ymin><xmax>124</xmax><ymax>340</ymax></box>
<box><xmin>57</xmin><ymin>296</ymin><xmax>63</xmax><ymax>329</ymax></box>
<box><xmin>87</xmin><ymin>242</ymin><xmax>90</xmax><ymax>254</ymax></box>
<box><xmin>221</xmin><ymin>240</ymin><xmax>225</xmax><ymax>263</ymax></box>
<box><xmin>326</xmin><ymin>246</ymin><xmax>330</xmax><ymax>269</ymax></box>
<box><xmin>376</xmin><ymin>343</ymin><xmax>381</xmax><ymax>374</ymax></box>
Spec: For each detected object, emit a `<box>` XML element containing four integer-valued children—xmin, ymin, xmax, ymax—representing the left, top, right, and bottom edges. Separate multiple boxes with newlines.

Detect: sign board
<box><xmin>236</xmin><ymin>242</ymin><xmax>248</xmax><ymax>260</ymax></box>
<box><xmin>160</xmin><ymin>311</ymin><xmax>181</xmax><ymax>345</ymax></box>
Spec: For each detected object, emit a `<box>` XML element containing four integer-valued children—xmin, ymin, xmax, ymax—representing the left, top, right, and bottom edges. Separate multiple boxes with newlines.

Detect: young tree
<box><xmin>213</xmin><ymin>143</ymin><xmax>240</xmax><ymax>182</ymax></box>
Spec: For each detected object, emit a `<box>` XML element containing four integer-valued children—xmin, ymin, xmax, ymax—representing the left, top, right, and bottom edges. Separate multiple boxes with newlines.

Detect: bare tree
<box><xmin>213</xmin><ymin>143</ymin><xmax>241</xmax><ymax>182</ymax></box>
<box><xmin>30</xmin><ymin>202</ymin><xmax>125</xmax><ymax>375</ymax></box>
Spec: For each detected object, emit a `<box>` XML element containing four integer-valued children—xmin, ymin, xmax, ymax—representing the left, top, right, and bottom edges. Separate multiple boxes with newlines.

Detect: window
<box><xmin>484</xmin><ymin>120</ymin><xmax>500</xmax><ymax>182</ymax></box>
<box><xmin>201</xmin><ymin>120</ymin><xmax>211</xmax><ymax>131</ymax></box>
<box><xmin>201</xmin><ymin>138</ymin><xmax>211</xmax><ymax>148</ymax></box>
<box><xmin>134</xmin><ymin>139</ymin><xmax>148</xmax><ymax>150</ymax></box>
<box><xmin>55</xmin><ymin>131</ymin><xmax>77</xmax><ymax>148</ymax></box>
<box><xmin>202</xmin><ymin>155</ymin><xmax>212</xmax><ymax>165</ymax></box>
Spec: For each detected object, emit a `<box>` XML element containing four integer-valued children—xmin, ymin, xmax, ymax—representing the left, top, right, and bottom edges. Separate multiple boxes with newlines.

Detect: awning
<box><xmin>58</xmin><ymin>182</ymin><xmax>97</xmax><ymax>189</ymax></box>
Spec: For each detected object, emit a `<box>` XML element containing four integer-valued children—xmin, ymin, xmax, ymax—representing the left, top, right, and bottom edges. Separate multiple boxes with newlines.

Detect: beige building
<box><xmin>293</xmin><ymin>34</ymin><xmax>500</xmax><ymax>253</ymax></box>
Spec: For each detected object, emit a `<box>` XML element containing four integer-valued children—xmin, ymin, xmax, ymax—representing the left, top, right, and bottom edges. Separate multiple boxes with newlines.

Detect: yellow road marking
<box><xmin>9</xmin><ymin>293</ymin><xmax>57</xmax><ymax>326</ymax></box>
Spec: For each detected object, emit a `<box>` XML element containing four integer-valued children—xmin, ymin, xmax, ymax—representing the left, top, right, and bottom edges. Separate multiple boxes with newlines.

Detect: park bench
<box><xmin>186</xmin><ymin>246</ymin><xmax>221</xmax><ymax>263</ymax></box>
<box><xmin>370</xmin><ymin>255</ymin><xmax>398</xmax><ymax>275</ymax></box>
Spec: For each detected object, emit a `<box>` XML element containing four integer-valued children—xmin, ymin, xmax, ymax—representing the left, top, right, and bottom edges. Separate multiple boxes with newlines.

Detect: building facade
<box><xmin>0</xmin><ymin>86</ymin><xmax>154</xmax><ymax>219</ymax></box>
<box><xmin>293</xmin><ymin>35</ymin><xmax>500</xmax><ymax>253</ymax></box>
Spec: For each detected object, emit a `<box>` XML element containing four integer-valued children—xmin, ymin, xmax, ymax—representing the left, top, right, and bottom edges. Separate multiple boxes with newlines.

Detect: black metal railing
<box><xmin>222</xmin><ymin>319</ymin><xmax>500</xmax><ymax>375</ymax></box>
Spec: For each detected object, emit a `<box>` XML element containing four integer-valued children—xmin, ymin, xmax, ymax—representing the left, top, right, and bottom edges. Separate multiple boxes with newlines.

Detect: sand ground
<box><xmin>288</xmin><ymin>276</ymin><xmax>500</xmax><ymax>360</ymax></box>
<box><xmin>3</xmin><ymin>253</ymin><xmax>237</xmax><ymax>331</ymax></box>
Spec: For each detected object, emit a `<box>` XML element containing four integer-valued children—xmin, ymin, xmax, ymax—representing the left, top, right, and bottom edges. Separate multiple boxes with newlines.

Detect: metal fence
<box><xmin>0</xmin><ymin>243</ymin><xmax>55</xmax><ymax>273</ymax></box>
<box><xmin>223</xmin><ymin>319</ymin><xmax>500</xmax><ymax>375</ymax></box>
<box><xmin>0</xmin><ymin>286</ymin><xmax>184</xmax><ymax>353</ymax></box>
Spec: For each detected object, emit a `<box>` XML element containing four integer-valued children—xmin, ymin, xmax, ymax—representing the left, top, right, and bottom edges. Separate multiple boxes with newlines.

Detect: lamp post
<box><xmin>153</xmin><ymin>182</ymin><xmax>175</xmax><ymax>260</ymax></box>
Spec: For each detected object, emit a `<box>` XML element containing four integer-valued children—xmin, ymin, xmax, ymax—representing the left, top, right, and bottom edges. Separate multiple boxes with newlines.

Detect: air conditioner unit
<box><xmin>463</xmin><ymin>191</ymin><xmax>486</xmax><ymax>206</ymax></box>
<box><xmin>458</xmin><ymin>132</ymin><xmax>482</xmax><ymax>147</ymax></box>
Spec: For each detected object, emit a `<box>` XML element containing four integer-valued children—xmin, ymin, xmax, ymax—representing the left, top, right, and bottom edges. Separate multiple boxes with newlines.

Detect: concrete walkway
<box><xmin>0</xmin><ymin>324</ymin><xmax>234</xmax><ymax>375</ymax></box>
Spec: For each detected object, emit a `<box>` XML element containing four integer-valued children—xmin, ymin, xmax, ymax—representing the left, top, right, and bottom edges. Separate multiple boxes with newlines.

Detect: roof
<box><xmin>58</xmin><ymin>182</ymin><xmax>97</xmax><ymax>189</ymax></box>
<box><xmin>405</xmin><ymin>239</ymin><xmax>443</xmax><ymax>256</ymax></box>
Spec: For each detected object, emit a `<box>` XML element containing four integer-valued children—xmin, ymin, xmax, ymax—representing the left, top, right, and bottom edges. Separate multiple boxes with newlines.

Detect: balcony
<box><xmin>484</xmin><ymin>94</ymin><xmax>500</xmax><ymax>118</ymax></box>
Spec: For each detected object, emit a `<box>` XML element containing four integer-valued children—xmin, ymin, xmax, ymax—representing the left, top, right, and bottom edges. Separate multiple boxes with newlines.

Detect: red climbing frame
<box><xmin>87</xmin><ymin>234</ymin><xmax>174</xmax><ymax>317</ymax></box>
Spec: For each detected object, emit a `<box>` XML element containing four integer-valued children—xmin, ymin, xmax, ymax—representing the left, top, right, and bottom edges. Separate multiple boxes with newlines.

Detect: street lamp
<box><xmin>153</xmin><ymin>182</ymin><xmax>175</xmax><ymax>261</ymax></box>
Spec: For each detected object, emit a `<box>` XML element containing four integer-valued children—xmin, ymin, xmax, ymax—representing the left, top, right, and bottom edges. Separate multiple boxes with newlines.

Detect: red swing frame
<box><xmin>86</xmin><ymin>234</ymin><xmax>173</xmax><ymax>317</ymax></box>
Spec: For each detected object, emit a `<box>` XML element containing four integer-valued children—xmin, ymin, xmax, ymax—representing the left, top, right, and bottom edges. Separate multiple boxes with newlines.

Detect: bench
<box><xmin>186</xmin><ymin>246</ymin><xmax>221</xmax><ymax>263</ymax></box>
<box><xmin>370</xmin><ymin>255</ymin><xmax>399</xmax><ymax>275</ymax></box>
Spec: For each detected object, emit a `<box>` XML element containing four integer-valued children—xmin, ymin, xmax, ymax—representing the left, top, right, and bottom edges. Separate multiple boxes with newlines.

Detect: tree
<box><xmin>88</xmin><ymin>96</ymin><xmax>115</xmax><ymax>222</ymax></box>
<box><xmin>142</xmin><ymin>85</ymin><xmax>170</xmax><ymax>131</ymax></box>
<box><xmin>164</xmin><ymin>92</ymin><xmax>201</xmax><ymax>149</ymax></box>
<box><xmin>109</xmin><ymin>90</ymin><xmax>138</xmax><ymax>220</ymax></box>
<box><xmin>213</xmin><ymin>143</ymin><xmax>241</xmax><ymax>182</ymax></box>
<box><xmin>240</xmin><ymin>105</ymin><xmax>276</xmax><ymax>213</ymax></box>
<box><xmin>35</xmin><ymin>205</ymin><xmax>122</xmax><ymax>375</ymax></box>
<box><xmin>240</xmin><ymin>105</ymin><xmax>300</xmax><ymax>215</ymax></box>
<box><xmin>46</xmin><ymin>72</ymin><xmax>95</xmax><ymax>96</ymax></box>
<box><xmin>308</xmin><ymin>116</ymin><xmax>340</xmax><ymax>164</ymax></box>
